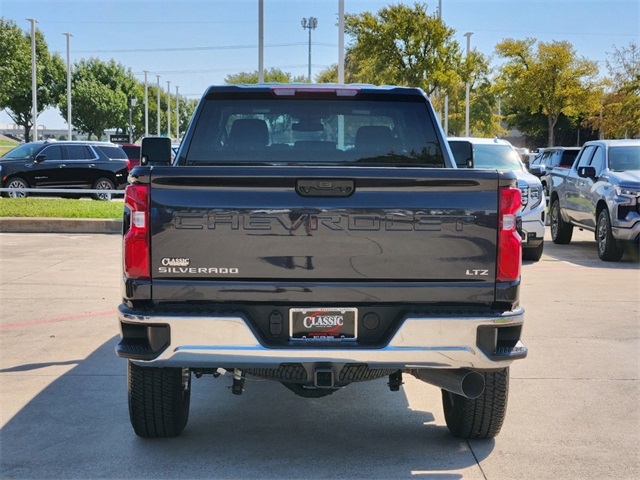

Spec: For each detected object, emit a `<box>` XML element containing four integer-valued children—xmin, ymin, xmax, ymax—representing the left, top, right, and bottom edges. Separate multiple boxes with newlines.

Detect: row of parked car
<box><xmin>447</xmin><ymin>137</ymin><xmax>546</xmax><ymax>261</ymax></box>
<box><xmin>446</xmin><ymin>138</ymin><xmax>639</xmax><ymax>262</ymax></box>
<box><xmin>0</xmin><ymin>140</ymin><xmax>149</xmax><ymax>200</ymax></box>
<box><xmin>534</xmin><ymin>140</ymin><xmax>639</xmax><ymax>261</ymax></box>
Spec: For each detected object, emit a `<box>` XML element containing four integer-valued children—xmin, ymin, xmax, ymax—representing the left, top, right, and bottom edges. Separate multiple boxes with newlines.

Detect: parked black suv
<box><xmin>529</xmin><ymin>147</ymin><xmax>580</xmax><ymax>196</ymax></box>
<box><xmin>0</xmin><ymin>140</ymin><xmax>129</xmax><ymax>200</ymax></box>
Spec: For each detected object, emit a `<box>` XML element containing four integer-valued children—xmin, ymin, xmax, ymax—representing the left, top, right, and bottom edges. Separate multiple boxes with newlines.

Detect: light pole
<box><xmin>129</xmin><ymin>97</ymin><xmax>137</xmax><ymax>140</ymax></box>
<box><xmin>143</xmin><ymin>70</ymin><xmax>149</xmax><ymax>137</ymax></box>
<box><xmin>166</xmin><ymin>80</ymin><xmax>171</xmax><ymax>138</ymax></box>
<box><xmin>27</xmin><ymin>18</ymin><xmax>38</xmax><ymax>142</ymax></box>
<box><xmin>301</xmin><ymin>17</ymin><xmax>318</xmax><ymax>83</ymax></box>
<box><xmin>63</xmin><ymin>32</ymin><xmax>73</xmax><ymax>141</ymax></box>
<box><xmin>175</xmin><ymin>85</ymin><xmax>179</xmax><ymax>140</ymax></box>
<box><xmin>464</xmin><ymin>32</ymin><xmax>473</xmax><ymax>137</ymax></box>
<box><xmin>258</xmin><ymin>0</ymin><xmax>264</xmax><ymax>83</ymax></box>
<box><xmin>156</xmin><ymin>75</ymin><xmax>161</xmax><ymax>136</ymax></box>
<box><xmin>338</xmin><ymin>1</ymin><xmax>344</xmax><ymax>84</ymax></box>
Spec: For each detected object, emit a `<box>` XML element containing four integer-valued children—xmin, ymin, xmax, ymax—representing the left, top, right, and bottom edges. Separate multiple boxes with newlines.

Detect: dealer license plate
<box><xmin>289</xmin><ymin>308</ymin><xmax>358</xmax><ymax>341</ymax></box>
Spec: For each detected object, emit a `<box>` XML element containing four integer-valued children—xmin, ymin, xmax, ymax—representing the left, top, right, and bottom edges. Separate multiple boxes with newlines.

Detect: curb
<box><xmin>0</xmin><ymin>217</ymin><xmax>123</xmax><ymax>234</ymax></box>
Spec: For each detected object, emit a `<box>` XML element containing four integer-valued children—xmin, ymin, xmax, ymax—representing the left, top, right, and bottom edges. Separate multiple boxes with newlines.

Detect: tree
<box><xmin>495</xmin><ymin>38</ymin><xmax>601</xmax><ymax>146</ymax></box>
<box><xmin>176</xmin><ymin>97</ymin><xmax>198</xmax><ymax>138</ymax></box>
<box><xmin>435</xmin><ymin>51</ymin><xmax>505</xmax><ymax>137</ymax></box>
<box><xmin>343</xmin><ymin>2</ymin><xmax>461</xmax><ymax>95</ymax></box>
<box><xmin>225</xmin><ymin>68</ymin><xmax>306</xmax><ymax>84</ymax></box>
<box><xmin>315</xmin><ymin>58</ymin><xmax>357</xmax><ymax>84</ymax></box>
<box><xmin>65</xmin><ymin>79</ymin><xmax>125</xmax><ymax>140</ymax></box>
<box><xmin>0</xmin><ymin>18</ymin><xmax>65</xmax><ymax>141</ymax></box>
<box><xmin>59</xmin><ymin>58</ymin><xmax>141</xmax><ymax>139</ymax></box>
<box><xmin>588</xmin><ymin>41</ymin><xmax>639</xmax><ymax>138</ymax></box>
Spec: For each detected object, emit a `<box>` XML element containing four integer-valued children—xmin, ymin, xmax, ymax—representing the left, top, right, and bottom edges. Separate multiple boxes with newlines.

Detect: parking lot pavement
<box><xmin>0</xmin><ymin>230</ymin><xmax>638</xmax><ymax>479</ymax></box>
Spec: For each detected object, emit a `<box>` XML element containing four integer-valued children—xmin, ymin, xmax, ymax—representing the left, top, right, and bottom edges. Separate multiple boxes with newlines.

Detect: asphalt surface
<box><xmin>0</xmin><ymin>229</ymin><xmax>638</xmax><ymax>479</ymax></box>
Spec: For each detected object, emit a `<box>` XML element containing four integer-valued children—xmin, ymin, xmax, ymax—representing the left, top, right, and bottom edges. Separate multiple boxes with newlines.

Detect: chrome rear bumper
<box><xmin>117</xmin><ymin>306</ymin><xmax>526</xmax><ymax>370</ymax></box>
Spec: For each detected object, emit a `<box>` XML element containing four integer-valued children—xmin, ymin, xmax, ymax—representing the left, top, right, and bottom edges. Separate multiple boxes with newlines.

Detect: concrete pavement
<box><xmin>0</xmin><ymin>229</ymin><xmax>638</xmax><ymax>479</ymax></box>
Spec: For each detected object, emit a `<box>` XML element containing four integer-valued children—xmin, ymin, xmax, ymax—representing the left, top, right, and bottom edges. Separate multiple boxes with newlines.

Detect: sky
<box><xmin>1</xmin><ymin>0</ymin><xmax>638</xmax><ymax>129</ymax></box>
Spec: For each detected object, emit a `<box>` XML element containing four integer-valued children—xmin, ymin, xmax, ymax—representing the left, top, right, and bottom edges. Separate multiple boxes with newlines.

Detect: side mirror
<box><xmin>34</xmin><ymin>154</ymin><xmax>46</xmax><ymax>163</ymax></box>
<box><xmin>578</xmin><ymin>166</ymin><xmax>597</xmax><ymax>179</ymax></box>
<box><xmin>447</xmin><ymin>140</ymin><xmax>473</xmax><ymax>168</ymax></box>
<box><xmin>141</xmin><ymin>137</ymin><xmax>172</xmax><ymax>166</ymax></box>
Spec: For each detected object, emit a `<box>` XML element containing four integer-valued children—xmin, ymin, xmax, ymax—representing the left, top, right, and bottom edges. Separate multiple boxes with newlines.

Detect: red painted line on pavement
<box><xmin>0</xmin><ymin>310</ymin><xmax>117</xmax><ymax>330</ymax></box>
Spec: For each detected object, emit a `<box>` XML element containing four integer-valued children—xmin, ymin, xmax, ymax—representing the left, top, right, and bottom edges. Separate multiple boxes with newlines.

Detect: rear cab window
<box><xmin>559</xmin><ymin>150</ymin><xmax>579</xmax><ymax>167</ymax></box>
<box><xmin>184</xmin><ymin>89</ymin><xmax>447</xmax><ymax>167</ymax></box>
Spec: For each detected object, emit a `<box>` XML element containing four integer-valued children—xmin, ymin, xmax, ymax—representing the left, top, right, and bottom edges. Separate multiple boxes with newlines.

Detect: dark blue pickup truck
<box><xmin>116</xmin><ymin>84</ymin><xmax>527</xmax><ymax>439</ymax></box>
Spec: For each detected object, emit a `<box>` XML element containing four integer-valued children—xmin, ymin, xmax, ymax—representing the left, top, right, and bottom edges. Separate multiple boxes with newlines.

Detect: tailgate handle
<box><xmin>296</xmin><ymin>179</ymin><xmax>354</xmax><ymax>197</ymax></box>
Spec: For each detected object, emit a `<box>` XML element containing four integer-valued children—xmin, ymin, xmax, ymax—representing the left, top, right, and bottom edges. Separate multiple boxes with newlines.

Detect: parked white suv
<box><xmin>448</xmin><ymin>137</ymin><xmax>546</xmax><ymax>261</ymax></box>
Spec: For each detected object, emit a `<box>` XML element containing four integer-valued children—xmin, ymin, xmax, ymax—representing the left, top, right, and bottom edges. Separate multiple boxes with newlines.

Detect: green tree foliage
<box><xmin>176</xmin><ymin>97</ymin><xmax>198</xmax><ymax>138</ymax></box>
<box><xmin>315</xmin><ymin>58</ymin><xmax>358</xmax><ymax>84</ymax></box>
<box><xmin>435</xmin><ymin>51</ymin><xmax>505</xmax><ymax>137</ymax></box>
<box><xmin>495</xmin><ymin>38</ymin><xmax>601</xmax><ymax>146</ymax></box>
<box><xmin>224</xmin><ymin>68</ymin><xmax>306</xmax><ymax>84</ymax></box>
<box><xmin>0</xmin><ymin>18</ymin><xmax>65</xmax><ymax>141</ymax></box>
<box><xmin>67</xmin><ymin>79</ymin><xmax>126</xmax><ymax>140</ymax></box>
<box><xmin>503</xmin><ymin>106</ymin><xmax>597</xmax><ymax>148</ymax></box>
<box><xmin>343</xmin><ymin>2</ymin><xmax>461</xmax><ymax>95</ymax></box>
<box><xmin>588</xmin><ymin>41</ymin><xmax>639</xmax><ymax>138</ymax></box>
<box><xmin>59</xmin><ymin>58</ymin><xmax>140</xmax><ymax>139</ymax></box>
<box><xmin>147</xmin><ymin>85</ymin><xmax>197</xmax><ymax>140</ymax></box>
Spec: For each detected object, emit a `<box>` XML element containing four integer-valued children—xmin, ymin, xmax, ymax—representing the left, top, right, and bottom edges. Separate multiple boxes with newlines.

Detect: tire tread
<box><xmin>442</xmin><ymin>368</ymin><xmax>509</xmax><ymax>439</ymax></box>
<box><xmin>128</xmin><ymin>361</ymin><xmax>190</xmax><ymax>438</ymax></box>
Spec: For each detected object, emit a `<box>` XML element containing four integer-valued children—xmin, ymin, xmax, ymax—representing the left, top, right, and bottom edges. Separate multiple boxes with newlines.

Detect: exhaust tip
<box><xmin>461</xmin><ymin>371</ymin><xmax>485</xmax><ymax>399</ymax></box>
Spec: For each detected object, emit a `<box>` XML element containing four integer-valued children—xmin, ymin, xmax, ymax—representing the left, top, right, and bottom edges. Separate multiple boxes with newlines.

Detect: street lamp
<box><xmin>156</xmin><ymin>75</ymin><xmax>161</xmax><ymax>136</ymax></box>
<box><xmin>175</xmin><ymin>85</ymin><xmax>179</xmax><ymax>140</ymax></box>
<box><xmin>63</xmin><ymin>33</ymin><xmax>73</xmax><ymax>141</ymax></box>
<box><xmin>143</xmin><ymin>70</ymin><xmax>149</xmax><ymax>137</ymax></box>
<box><xmin>166</xmin><ymin>80</ymin><xmax>171</xmax><ymax>138</ymax></box>
<box><xmin>464</xmin><ymin>32</ymin><xmax>473</xmax><ymax>137</ymax></box>
<box><xmin>258</xmin><ymin>0</ymin><xmax>264</xmax><ymax>83</ymax></box>
<box><xmin>129</xmin><ymin>97</ymin><xmax>137</xmax><ymax>140</ymax></box>
<box><xmin>301</xmin><ymin>16</ymin><xmax>318</xmax><ymax>83</ymax></box>
<box><xmin>338</xmin><ymin>1</ymin><xmax>344</xmax><ymax>84</ymax></box>
<box><xmin>27</xmin><ymin>18</ymin><xmax>38</xmax><ymax>142</ymax></box>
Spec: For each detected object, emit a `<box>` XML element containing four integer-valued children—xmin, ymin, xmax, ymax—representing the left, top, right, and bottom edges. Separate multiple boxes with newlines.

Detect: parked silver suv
<box><xmin>448</xmin><ymin>137</ymin><xmax>546</xmax><ymax>261</ymax></box>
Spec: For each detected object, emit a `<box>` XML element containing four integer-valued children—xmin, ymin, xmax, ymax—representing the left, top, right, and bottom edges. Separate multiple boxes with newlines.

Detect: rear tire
<box><xmin>550</xmin><ymin>199</ymin><xmax>573</xmax><ymax>244</ymax></box>
<box><xmin>522</xmin><ymin>240</ymin><xmax>544</xmax><ymax>261</ymax></box>
<box><xmin>92</xmin><ymin>177</ymin><xmax>115</xmax><ymax>201</ymax></box>
<box><xmin>128</xmin><ymin>361</ymin><xmax>191</xmax><ymax>438</ymax></box>
<box><xmin>4</xmin><ymin>177</ymin><xmax>29</xmax><ymax>198</ymax></box>
<box><xmin>597</xmin><ymin>209</ymin><xmax>624</xmax><ymax>261</ymax></box>
<box><xmin>442</xmin><ymin>368</ymin><xmax>509</xmax><ymax>439</ymax></box>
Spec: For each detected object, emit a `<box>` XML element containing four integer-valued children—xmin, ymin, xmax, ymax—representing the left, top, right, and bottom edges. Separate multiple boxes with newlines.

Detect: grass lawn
<box><xmin>0</xmin><ymin>198</ymin><xmax>124</xmax><ymax>219</ymax></box>
<box><xmin>0</xmin><ymin>138</ymin><xmax>19</xmax><ymax>156</ymax></box>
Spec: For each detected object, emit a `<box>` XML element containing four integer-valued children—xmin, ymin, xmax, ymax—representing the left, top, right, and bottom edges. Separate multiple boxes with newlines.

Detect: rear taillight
<box><xmin>497</xmin><ymin>186</ymin><xmax>522</xmax><ymax>282</ymax></box>
<box><xmin>126</xmin><ymin>159</ymin><xmax>132</xmax><ymax>171</ymax></box>
<box><xmin>123</xmin><ymin>184</ymin><xmax>150</xmax><ymax>280</ymax></box>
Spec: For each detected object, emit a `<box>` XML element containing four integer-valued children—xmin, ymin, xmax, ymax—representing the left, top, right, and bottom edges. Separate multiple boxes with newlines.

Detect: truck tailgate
<box><xmin>147</xmin><ymin>166</ymin><xmax>501</xmax><ymax>302</ymax></box>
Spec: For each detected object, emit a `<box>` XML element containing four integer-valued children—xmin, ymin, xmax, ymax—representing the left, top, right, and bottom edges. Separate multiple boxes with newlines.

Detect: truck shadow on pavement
<box><xmin>1</xmin><ymin>336</ymin><xmax>494</xmax><ymax>479</ymax></box>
